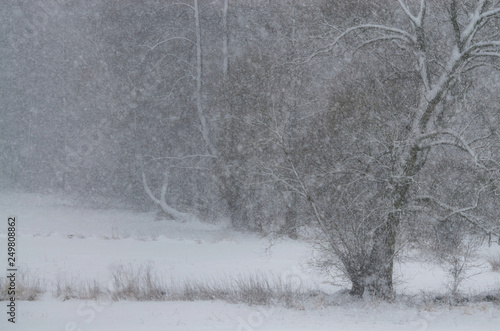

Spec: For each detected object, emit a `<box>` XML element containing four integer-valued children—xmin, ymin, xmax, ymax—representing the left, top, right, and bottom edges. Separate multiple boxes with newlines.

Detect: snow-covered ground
<box><xmin>1</xmin><ymin>191</ymin><xmax>499</xmax><ymax>330</ymax></box>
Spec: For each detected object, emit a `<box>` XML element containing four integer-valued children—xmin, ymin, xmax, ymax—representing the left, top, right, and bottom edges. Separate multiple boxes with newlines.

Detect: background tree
<box><xmin>215</xmin><ymin>0</ymin><xmax>324</xmax><ymax>231</ymax></box>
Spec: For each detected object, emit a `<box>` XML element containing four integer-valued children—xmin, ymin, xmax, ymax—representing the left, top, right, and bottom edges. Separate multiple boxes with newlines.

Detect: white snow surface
<box><xmin>1</xmin><ymin>191</ymin><xmax>499</xmax><ymax>330</ymax></box>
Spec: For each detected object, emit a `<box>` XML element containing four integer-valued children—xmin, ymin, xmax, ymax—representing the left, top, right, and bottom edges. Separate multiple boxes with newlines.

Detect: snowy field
<box><xmin>1</xmin><ymin>191</ymin><xmax>499</xmax><ymax>330</ymax></box>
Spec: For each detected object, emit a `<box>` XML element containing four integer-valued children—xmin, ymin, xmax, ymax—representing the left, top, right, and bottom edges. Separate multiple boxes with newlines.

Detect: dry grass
<box><xmin>107</xmin><ymin>263</ymin><xmax>308</xmax><ymax>307</ymax></box>
<box><xmin>1</xmin><ymin>269</ymin><xmax>46</xmax><ymax>301</ymax></box>
<box><xmin>108</xmin><ymin>263</ymin><xmax>166</xmax><ymax>301</ymax></box>
<box><xmin>1</xmin><ymin>264</ymin><xmax>498</xmax><ymax>309</ymax></box>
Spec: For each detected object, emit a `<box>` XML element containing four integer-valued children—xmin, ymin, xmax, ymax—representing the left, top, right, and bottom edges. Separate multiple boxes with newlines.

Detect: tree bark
<box><xmin>194</xmin><ymin>0</ymin><xmax>217</xmax><ymax>156</ymax></box>
<box><xmin>349</xmin><ymin>278</ymin><xmax>365</xmax><ymax>297</ymax></box>
<box><xmin>364</xmin><ymin>213</ymin><xmax>399</xmax><ymax>298</ymax></box>
<box><xmin>222</xmin><ymin>0</ymin><xmax>229</xmax><ymax>79</ymax></box>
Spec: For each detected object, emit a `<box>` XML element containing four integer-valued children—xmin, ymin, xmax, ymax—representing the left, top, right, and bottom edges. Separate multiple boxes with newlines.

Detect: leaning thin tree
<box><xmin>139</xmin><ymin>0</ymin><xmax>217</xmax><ymax>220</ymax></box>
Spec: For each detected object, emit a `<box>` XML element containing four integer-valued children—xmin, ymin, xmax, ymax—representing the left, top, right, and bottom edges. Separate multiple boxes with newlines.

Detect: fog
<box><xmin>1</xmin><ymin>0</ymin><xmax>500</xmax><ymax>298</ymax></box>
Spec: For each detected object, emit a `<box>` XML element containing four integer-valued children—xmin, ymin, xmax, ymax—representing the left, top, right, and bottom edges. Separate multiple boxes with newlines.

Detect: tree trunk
<box><xmin>222</xmin><ymin>0</ymin><xmax>229</xmax><ymax>79</ymax></box>
<box><xmin>194</xmin><ymin>0</ymin><xmax>217</xmax><ymax>156</ymax></box>
<box><xmin>349</xmin><ymin>278</ymin><xmax>365</xmax><ymax>297</ymax></box>
<box><xmin>364</xmin><ymin>212</ymin><xmax>399</xmax><ymax>299</ymax></box>
<box><xmin>141</xmin><ymin>167</ymin><xmax>190</xmax><ymax>222</ymax></box>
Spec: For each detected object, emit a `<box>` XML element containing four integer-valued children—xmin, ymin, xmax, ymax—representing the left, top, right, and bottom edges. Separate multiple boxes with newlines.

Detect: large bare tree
<box><xmin>266</xmin><ymin>0</ymin><xmax>500</xmax><ymax>298</ymax></box>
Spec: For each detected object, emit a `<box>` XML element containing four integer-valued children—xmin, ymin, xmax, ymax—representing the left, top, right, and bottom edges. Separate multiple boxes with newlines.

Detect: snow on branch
<box><xmin>470</xmin><ymin>51</ymin><xmax>500</xmax><ymax>59</ymax></box>
<box><xmin>414</xmin><ymin>192</ymin><xmax>500</xmax><ymax>240</ymax></box>
<box><xmin>154</xmin><ymin>2</ymin><xmax>195</xmax><ymax>13</ymax></box>
<box><xmin>468</xmin><ymin>41</ymin><xmax>500</xmax><ymax>50</ymax></box>
<box><xmin>143</xmin><ymin>154</ymin><xmax>217</xmax><ymax>162</ymax></box>
<box><xmin>459</xmin><ymin>1</ymin><xmax>500</xmax><ymax>50</ymax></box>
<box><xmin>138</xmin><ymin>154</ymin><xmax>201</xmax><ymax>221</ymax></box>
<box><xmin>465</xmin><ymin>40</ymin><xmax>500</xmax><ymax>64</ymax></box>
<box><xmin>304</xmin><ymin>24</ymin><xmax>415</xmax><ymax>63</ymax></box>
<box><xmin>397</xmin><ymin>0</ymin><xmax>426</xmax><ymax>26</ymax></box>
<box><xmin>141</xmin><ymin>168</ymin><xmax>190</xmax><ymax>221</ymax></box>
<box><xmin>143</xmin><ymin>37</ymin><xmax>196</xmax><ymax>53</ymax></box>
<box><xmin>355</xmin><ymin>36</ymin><xmax>411</xmax><ymax>53</ymax></box>
<box><xmin>417</xmin><ymin>130</ymin><xmax>487</xmax><ymax>169</ymax></box>
<box><xmin>480</xmin><ymin>6</ymin><xmax>500</xmax><ymax>20</ymax></box>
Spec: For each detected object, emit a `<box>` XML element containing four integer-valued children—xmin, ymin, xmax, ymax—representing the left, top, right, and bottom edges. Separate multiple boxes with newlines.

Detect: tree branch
<box><xmin>414</xmin><ymin>192</ymin><xmax>500</xmax><ymax>239</ymax></box>
<box><xmin>143</xmin><ymin>36</ymin><xmax>196</xmax><ymax>52</ymax></box>
<box><xmin>418</xmin><ymin>130</ymin><xmax>487</xmax><ymax>169</ymax></box>
<box><xmin>397</xmin><ymin>0</ymin><xmax>426</xmax><ymax>26</ymax></box>
<box><xmin>450</xmin><ymin>0</ymin><xmax>463</xmax><ymax>51</ymax></box>
<box><xmin>304</xmin><ymin>24</ymin><xmax>414</xmax><ymax>63</ymax></box>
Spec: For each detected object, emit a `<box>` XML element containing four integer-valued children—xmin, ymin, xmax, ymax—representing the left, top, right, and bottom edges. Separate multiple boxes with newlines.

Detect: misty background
<box><xmin>1</xmin><ymin>0</ymin><xmax>331</xmax><ymax>227</ymax></box>
<box><xmin>1</xmin><ymin>1</ymin><xmax>500</xmax><ymax>248</ymax></box>
<box><xmin>2</xmin><ymin>0</ymin><xmax>500</xmax><ymax>300</ymax></box>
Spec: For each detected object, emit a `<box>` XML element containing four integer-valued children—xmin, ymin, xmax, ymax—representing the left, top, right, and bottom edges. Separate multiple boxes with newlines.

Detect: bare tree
<box><xmin>222</xmin><ymin>0</ymin><xmax>229</xmax><ymax>79</ymax></box>
<box><xmin>264</xmin><ymin>0</ymin><xmax>500</xmax><ymax>298</ymax></box>
<box><xmin>135</xmin><ymin>0</ymin><xmax>219</xmax><ymax>219</ymax></box>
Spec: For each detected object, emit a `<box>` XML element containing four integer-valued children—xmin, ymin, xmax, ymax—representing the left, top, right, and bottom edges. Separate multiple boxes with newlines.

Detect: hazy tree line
<box><xmin>2</xmin><ymin>0</ymin><xmax>500</xmax><ymax>298</ymax></box>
